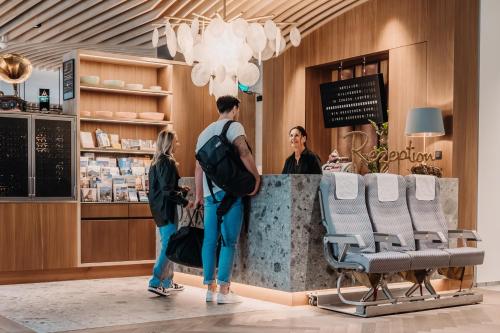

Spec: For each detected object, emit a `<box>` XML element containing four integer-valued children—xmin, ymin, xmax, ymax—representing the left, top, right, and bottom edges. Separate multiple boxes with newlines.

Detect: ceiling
<box><xmin>0</xmin><ymin>0</ymin><xmax>367</xmax><ymax>70</ymax></box>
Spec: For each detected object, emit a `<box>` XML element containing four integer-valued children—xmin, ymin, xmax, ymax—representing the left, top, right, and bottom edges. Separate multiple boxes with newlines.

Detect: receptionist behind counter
<box><xmin>282</xmin><ymin>126</ymin><xmax>322</xmax><ymax>174</ymax></box>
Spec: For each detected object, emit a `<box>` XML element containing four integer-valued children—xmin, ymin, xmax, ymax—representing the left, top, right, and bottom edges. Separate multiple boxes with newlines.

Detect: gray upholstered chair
<box><xmin>319</xmin><ymin>173</ymin><xmax>411</xmax><ymax>305</ymax></box>
<box><xmin>405</xmin><ymin>175</ymin><xmax>484</xmax><ymax>286</ymax></box>
<box><xmin>364</xmin><ymin>174</ymin><xmax>451</xmax><ymax>297</ymax></box>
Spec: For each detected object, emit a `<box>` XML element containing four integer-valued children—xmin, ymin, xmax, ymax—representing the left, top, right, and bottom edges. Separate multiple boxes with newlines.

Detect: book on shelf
<box><xmin>96</xmin><ymin>157</ymin><xmax>111</xmax><ymax>167</ymax></box>
<box><xmin>81</xmin><ymin>188</ymin><xmax>97</xmax><ymax>202</ymax></box>
<box><xmin>109</xmin><ymin>166</ymin><xmax>120</xmax><ymax>176</ymax></box>
<box><xmin>109</xmin><ymin>134</ymin><xmax>121</xmax><ymax>149</ymax></box>
<box><xmin>87</xmin><ymin>165</ymin><xmax>101</xmax><ymax>177</ymax></box>
<box><xmin>80</xmin><ymin>156</ymin><xmax>89</xmax><ymax>168</ymax></box>
<box><xmin>80</xmin><ymin>132</ymin><xmax>95</xmax><ymax>148</ymax></box>
<box><xmin>80</xmin><ymin>177</ymin><xmax>90</xmax><ymax>188</ymax></box>
<box><xmin>82</xmin><ymin>152</ymin><xmax>96</xmax><ymax>160</ymax></box>
<box><xmin>142</xmin><ymin>175</ymin><xmax>149</xmax><ymax>192</ymax></box>
<box><xmin>131</xmin><ymin>166</ymin><xmax>145</xmax><ymax>176</ymax></box>
<box><xmin>118</xmin><ymin>157</ymin><xmax>132</xmax><ymax>175</ymax></box>
<box><xmin>97</xmin><ymin>184</ymin><xmax>112</xmax><ymax>202</ymax></box>
<box><xmin>95</xmin><ymin>129</ymin><xmax>111</xmax><ymax>148</ymax></box>
<box><xmin>128</xmin><ymin>189</ymin><xmax>139</xmax><ymax>202</ymax></box>
<box><xmin>113</xmin><ymin>184</ymin><xmax>129</xmax><ymax>202</ymax></box>
<box><xmin>80</xmin><ymin>167</ymin><xmax>87</xmax><ymax>179</ymax></box>
<box><xmin>138</xmin><ymin>190</ymin><xmax>148</xmax><ymax>202</ymax></box>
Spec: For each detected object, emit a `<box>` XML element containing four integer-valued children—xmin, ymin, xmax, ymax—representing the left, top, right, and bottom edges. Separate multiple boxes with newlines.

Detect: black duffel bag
<box><xmin>166</xmin><ymin>208</ymin><xmax>221</xmax><ymax>269</ymax></box>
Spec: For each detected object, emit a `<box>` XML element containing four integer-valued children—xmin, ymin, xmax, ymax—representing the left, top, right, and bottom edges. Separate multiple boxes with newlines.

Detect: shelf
<box><xmin>80</xmin><ymin>85</ymin><xmax>172</xmax><ymax>97</ymax></box>
<box><xmin>80</xmin><ymin>117</ymin><xmax>171</xmax><ymax>127</ymax></box>
<box><xmin>80</xmin><ymin>148</ymin><xmax>155</xmax><ymax>155</ymax></box>
<box><xmin>81</xmin><ymin>202</ymin><xmax>149</xmax><ymax>204</ymax></box>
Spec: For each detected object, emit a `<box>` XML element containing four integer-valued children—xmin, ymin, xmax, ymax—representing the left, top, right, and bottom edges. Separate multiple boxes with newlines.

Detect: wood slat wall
<box><xmin>172</xmin><ymin>65</ymin><xmax>256</xmax><ymax>177</ymax></box>
<box><xmin>262</xmin><ymin>0</ymin><xmax>479</xmax><ymax>230</ymax></box>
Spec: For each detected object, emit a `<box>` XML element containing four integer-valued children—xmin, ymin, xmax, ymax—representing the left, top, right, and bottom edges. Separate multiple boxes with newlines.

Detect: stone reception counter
<box><xmin>159</xmin><ymin>175</ymin><xmax>458</xmax><ymax>293</ymax></box>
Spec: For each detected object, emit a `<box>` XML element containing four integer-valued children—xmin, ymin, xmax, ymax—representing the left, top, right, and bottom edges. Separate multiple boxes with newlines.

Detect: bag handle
<box><xmin>186</xmin><ymin>207</ymin><xmax>203</xmax><ymax>227</ymax></box>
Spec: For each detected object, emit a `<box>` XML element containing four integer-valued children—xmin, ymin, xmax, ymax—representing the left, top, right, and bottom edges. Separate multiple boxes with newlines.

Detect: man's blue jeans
<box><xmin>202</xmin><ymin>191</ymin><xmax>243</xmax><ymax>285</ymax></box>
<box><xmin>149</xmin><ymin>223</ymin><xmax>177</xmax><ymax>288</ymax></box>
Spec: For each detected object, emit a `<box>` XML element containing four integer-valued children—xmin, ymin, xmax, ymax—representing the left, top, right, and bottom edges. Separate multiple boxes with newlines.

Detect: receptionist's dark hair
<box><xmin>216</xmin><ymin>95</ymin><xmax>240</xmax><ymax>114</ymax></box>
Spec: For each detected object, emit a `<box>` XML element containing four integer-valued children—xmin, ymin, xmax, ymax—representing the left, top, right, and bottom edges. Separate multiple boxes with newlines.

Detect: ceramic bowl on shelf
<box><xmin>102</xmin><ymin>79</ymin><xmax>125</xmax><ymax>88</ymax></box>
<box><xmin>80</xmin><ymin>75</ymin><xmax>100</xmax><ymax>85</ymax></box>
<box><xmin>80</xmin><ymin>110</ymin><xmax>92</xmax><ymax>117</ymax></box>
<box><xmin>115</xmin><ymin>111</ymin><xmax>137</xmax><ymax>119</ymax></box>
<box><xmin>125</xmin><ymin>83</ymin><xmax>143</xmax><ymax>90</ymax></box>
<box><xmin>94</xmin><ymin>110</ymin><xmax>113</xmax><ymax>118</ymax></box>
<box><xmin>138</xmin><ymin>112</ymin><xmax>165</xmax><ymax>121</ymax></box>
<box><xmin>149</xmin><ymin>85</ymin><xmax>162</xmax><ymax>91</ymax></box>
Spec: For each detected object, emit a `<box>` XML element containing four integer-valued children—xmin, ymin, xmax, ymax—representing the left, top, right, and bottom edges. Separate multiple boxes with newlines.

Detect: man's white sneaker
<box><xmin>217</xmin><ymin>291</ymin><xmax>243</xmax><ymax>304</ymax></box>
<box><xmin>206</xmin><ymin>290</ymin><xmax>216</xmax><ymax>302</ymax></box>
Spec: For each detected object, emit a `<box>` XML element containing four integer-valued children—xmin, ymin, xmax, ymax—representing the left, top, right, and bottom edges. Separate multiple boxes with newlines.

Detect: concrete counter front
<box><xmin>161</xmin><ymin>175</ymin><xmax>458</xmax><ymax>298</ymax></box>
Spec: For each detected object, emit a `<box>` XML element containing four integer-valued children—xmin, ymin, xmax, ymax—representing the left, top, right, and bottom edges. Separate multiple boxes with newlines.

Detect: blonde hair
<box><xmin>152</xmin><ymin>129</ymin><xmax>178</xmax><ymax>166</ymax></box>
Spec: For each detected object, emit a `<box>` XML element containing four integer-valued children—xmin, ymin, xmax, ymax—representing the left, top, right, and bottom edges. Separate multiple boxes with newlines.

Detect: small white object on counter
<box><xmin>125</xmin><ymin>83</ymin><xmax>143</xmax><ymax>90</ymax></box>
<box><xmin>149</xmin><ymin>85</ymin><xmax>162</xmax><ymax>91</ymax></box>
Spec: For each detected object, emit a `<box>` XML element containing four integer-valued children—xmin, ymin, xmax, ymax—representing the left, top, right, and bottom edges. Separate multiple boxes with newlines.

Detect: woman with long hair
<box><xmin>281</xmin><ymin>126</ymin><xmax>322</xmax><ymax>174</ymax></box>
<box><xmin>148</xmin><ymin>129</ymin><xmax>192</xmax><ymax>296</ymax></box>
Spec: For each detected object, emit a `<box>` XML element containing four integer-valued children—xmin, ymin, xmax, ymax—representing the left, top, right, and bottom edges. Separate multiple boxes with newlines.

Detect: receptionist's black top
<box><xmin>282</xmin><ymin>148</ymin><xmax>322</xmax><ymax>174</ymax></box>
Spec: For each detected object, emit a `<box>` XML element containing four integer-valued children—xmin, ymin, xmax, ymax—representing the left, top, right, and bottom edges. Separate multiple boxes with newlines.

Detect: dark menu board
<box><xmin>63</xmin><ymin>59</ymin><xmax>75</xmax><ymax>100</ymax></box>
<box><xmin>0</xmin><ymin>117</ymin><xmax>29</xmax><ymax>197</ymax></box>
<box><xmin>34</xmin><ymin>118</ymin><xmax>73</xmax><ymax>197</ymax></box>
<box><xmin>320</xmin><ymin>73</ymin><xmax>387</xmax><ymax>128</ymax></box>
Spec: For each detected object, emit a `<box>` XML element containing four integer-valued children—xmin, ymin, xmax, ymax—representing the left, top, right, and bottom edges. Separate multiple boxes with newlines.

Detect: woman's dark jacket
<box><xmin>148</xmin><ymin>155</ymin><xmax>188</xmax><ymax>227</ymax></box>
<box><xmin>282</xmin><ymin>148</ymin><xmax>322</xmax><ymax>174</ymax></box>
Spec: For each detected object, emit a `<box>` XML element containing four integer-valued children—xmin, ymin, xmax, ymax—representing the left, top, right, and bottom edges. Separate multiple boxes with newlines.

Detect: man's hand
<box><xmin>248</xmin><ymin>176</ymin><xmax>261</xmax><ymax>196</ymax></box>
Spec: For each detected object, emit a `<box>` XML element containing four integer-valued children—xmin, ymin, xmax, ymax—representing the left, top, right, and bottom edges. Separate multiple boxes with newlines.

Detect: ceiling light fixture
<box><xmin>152</xmin><ymin>0</ymin><xmax>301</xmax><ymax>98</ymax></box>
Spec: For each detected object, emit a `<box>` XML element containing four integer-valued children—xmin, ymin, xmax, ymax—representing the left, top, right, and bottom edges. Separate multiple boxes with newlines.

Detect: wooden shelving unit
<box><xmin>63</xmin><ymin>50</ymin><xmax>180</xmax><ymax>267</ymax></box>
<box><xmin>80</xmin><ymin>84</ymin><xmax>172</xmax><ymax>97</ymax></box>
<box><xmin>80</xmin><ymin>117</ymin><xmax>171</xmax><ymax>127</ymax></box>
<box><xmin>80</xmin><ymin>148</ymin><xmax>155</xmax><ymax>155</ymax></box>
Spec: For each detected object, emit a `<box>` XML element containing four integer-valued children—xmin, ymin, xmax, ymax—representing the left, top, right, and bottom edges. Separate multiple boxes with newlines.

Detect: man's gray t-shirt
<box><xmin>195</xmin><ymin>119</ymin><xmax>246</xmax><ymax>197</ymax></box>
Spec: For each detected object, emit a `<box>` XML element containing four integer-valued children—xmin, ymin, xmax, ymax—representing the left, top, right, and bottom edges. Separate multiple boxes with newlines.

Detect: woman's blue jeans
<box><xmin>149</xmin><ymin>223</ymin><xmax>177</xmax><ymax>288</ymax></box>
<box><xmin>202</xmin><ymin>191</ymin><xmax>243</xmax><ymax>285</ymax></box>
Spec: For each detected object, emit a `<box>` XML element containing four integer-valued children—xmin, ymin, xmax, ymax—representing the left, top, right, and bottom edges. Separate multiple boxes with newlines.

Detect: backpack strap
<box><xmin>206</xmin><ymin>176</ymin><xmax>220</xmax><ymax>203</ymax></box>
<box><xmin>220</xmin><ymin>120</ymin><xmax>235</xmax><ymax>144</ymax></box>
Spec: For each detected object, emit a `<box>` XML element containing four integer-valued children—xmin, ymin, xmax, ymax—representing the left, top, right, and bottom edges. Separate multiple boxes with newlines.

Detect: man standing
<box><xmin>194</xmin><ymin>95</ymin><xmax>260</xmax><ymax>304</ymax></box>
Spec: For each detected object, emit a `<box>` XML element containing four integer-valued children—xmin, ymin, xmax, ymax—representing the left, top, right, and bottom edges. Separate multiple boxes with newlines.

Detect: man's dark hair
<box><xmin>216</xmin><ymin>95</ymin><xmax>240</xmax><ymax>114</ymax></box>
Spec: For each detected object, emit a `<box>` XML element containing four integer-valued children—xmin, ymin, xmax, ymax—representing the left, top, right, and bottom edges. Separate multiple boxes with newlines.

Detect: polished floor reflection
<box><xmin>0</xmin><ymin>277</ymin><xmax>499</xmax><ymax>333</ymax></box>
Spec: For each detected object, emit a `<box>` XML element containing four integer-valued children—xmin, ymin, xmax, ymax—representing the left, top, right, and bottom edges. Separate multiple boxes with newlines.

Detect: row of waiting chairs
<box><xmin>317</xmin><ymin>173</ymin><xmax>484</xmax><ymax>312</ymax></box>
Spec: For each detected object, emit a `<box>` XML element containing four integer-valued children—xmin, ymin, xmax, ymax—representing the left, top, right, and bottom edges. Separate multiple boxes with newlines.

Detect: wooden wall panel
<box><xmin>172</xmin><ymin>65</ymin><xmax>257</xmax><ymax>177</ymax></box>
<box><xmin>387</xmin><ymin>43</ymin><xmax>428</xmax><ymax>174</ymax></box>
<box><xmin>452</xmin><ymin>0</ymin><xmax>479</xmax><ymax>231</ymax></box>
<box><xmin>13</xmin><ymin>204</ymin><xmax>42</xmax><ymax>271</ymax></box>
<box><xmin>37</xmin><ymin>203</ymin><xmax>78</xmax><ymax>269</ymax></box>
<box><xmin>0</xmin><ymin>204</ymin><xmax>24</xmax><ymax>271</ymax></box>
<box><xmin>262</xmin><ymin>0</ymin><xmax>478</xmax><ymax>229</ymax></box>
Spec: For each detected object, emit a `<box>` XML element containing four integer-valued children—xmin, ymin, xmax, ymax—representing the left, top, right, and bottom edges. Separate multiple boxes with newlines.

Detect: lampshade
<box><xmin>405</xmin><ymin>107</ymin><xmax>445</xmax><ymax>137</ymax></box>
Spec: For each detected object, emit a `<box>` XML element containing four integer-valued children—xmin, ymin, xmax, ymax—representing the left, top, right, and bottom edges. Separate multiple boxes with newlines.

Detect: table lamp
<box><xmin>405</xmin><ymin>107</ymin><xmax>445</xmax><ymax>159</ymax></box>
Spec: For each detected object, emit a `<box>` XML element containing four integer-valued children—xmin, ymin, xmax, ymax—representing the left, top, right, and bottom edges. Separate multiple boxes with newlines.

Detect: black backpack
<box><xmin>195</xmin><ymin>120</ymin><xmax>256</xmax><ymax>200</ymax></box>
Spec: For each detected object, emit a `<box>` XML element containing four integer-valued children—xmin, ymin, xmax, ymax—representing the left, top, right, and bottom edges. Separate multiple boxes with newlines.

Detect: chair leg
<box><xmin>405</xmin><ymin>283</ymin><xmax>420</xmax><ymax>297</ymax></box>
<box><xmin>424</xmin><ymin>275</ymin><xmax>439</xmax><ymax>299</ymax></box>
<box><xmin>380</xmin><ymin>278</ymin><xmax>396</xmax><ymax>302</ymax></box>
<box><xmin>361</xmin><ymin>288</ymin><xmax>375</xmax><ymax>302</ymax></box>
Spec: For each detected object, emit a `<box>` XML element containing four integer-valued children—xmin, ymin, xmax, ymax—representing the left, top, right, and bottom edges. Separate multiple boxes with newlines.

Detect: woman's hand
<box><xmin>194</xmin><ymin>196</ymin><xmax>204</xmax><ymax>209</ymax></box>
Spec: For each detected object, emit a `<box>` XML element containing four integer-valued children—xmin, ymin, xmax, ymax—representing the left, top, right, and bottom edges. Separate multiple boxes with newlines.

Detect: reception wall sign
<box><xmin>320</xmin><ymin>73</ymin><xmax>387</xmax><ymax>128</ymax></box>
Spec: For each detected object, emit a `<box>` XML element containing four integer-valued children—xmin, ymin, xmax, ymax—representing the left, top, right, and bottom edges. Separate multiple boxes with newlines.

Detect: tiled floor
<box><xmin>1</xmin><ymin>277</ymin><xmax>500</xmax><ymax>333</ymax></box>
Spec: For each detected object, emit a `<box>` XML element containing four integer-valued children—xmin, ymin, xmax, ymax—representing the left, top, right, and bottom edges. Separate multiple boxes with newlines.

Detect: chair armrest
<box><xmin>324</xmin><ymin>234</ymin><xmax>366</xmax><ymax>248</ymax></box>
<box><xmin>448</xmin><ymin>229</ymin><xmax>481</xmax><ymax>241</ymax></box>
<box><xmin>414</xmin><ymin>231</ymin><xmax>447</xmax><ymax>243</ymax></box>
<box><xmin>373</xmin><ymin>232</ymin><xmax>407</xmax><ymax>247</ymax></box>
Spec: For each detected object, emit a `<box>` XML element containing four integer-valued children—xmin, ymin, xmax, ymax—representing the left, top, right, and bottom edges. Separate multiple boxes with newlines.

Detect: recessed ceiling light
<box><xmin>33</xmin><ymin>23</ymin><xmax>42</xmax><ymax>28</ymax></box>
